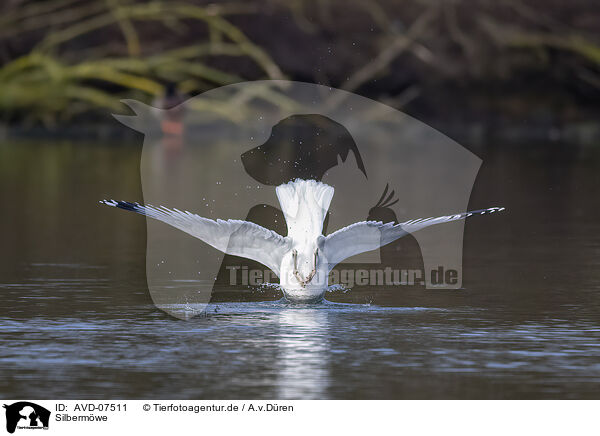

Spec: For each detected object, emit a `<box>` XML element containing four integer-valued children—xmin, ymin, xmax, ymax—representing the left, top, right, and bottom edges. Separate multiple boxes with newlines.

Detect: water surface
<box><xmin>1</xmin><ymin>140</ymin><xmax>599</xmax><ymax>399</ymax></box>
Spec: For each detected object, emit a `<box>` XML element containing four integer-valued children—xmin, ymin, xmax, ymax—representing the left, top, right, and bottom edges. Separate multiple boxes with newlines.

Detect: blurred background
<box><xmin>0</xmin><ymin>0</ymin><xmax>599</xmax><ymax>141</ymax></box>
<box><xmin>2</xmin><ymin>0</ymin><xmax>600</xmax><ymax>399</ymax></box>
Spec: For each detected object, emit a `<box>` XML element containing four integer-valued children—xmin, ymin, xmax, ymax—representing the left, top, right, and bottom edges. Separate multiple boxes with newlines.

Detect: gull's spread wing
<box><xmin>101</xmin><ymin>200</ymin><xmax>291</xmax><ymax>276</ymax></box>
<box><xmin>322</xmin><ymin>207</ymin><xmax>505</xmax><ymax>270</ymax></box>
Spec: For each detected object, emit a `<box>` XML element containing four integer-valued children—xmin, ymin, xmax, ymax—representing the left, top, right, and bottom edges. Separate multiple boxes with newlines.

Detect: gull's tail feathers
<box><xmin>100</xmin><ymin>200</ymin><xmax>291</xmax><ymax>276</ymax></box>
<box><xmin>275</xmin><ymin>179</ymin><xmax>334</xmax><ymax>240</ymax></box>
<box><xmin>322</xmin><ymin>206</ymin><xmax>505</xmax><ymax>270</ymax></box>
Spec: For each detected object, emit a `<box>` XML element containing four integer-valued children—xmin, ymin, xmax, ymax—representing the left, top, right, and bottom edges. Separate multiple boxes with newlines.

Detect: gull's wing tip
<box><xmin>99</xmin><ymin>199</ymin><xmax>142</xmax><ymax>212</ymax></box>
<box><xmin>486</xmin><ymin>206</ymin><xmax>505</xmax><ymax>213</ymax></box>
<box><xmin>468</xmin><ymin>206</ymin><xmax>505</xmax><ymax>216</ymax></box>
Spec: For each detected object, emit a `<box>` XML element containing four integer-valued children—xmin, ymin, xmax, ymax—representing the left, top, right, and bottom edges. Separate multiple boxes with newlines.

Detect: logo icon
<box><xmin>112</xmin><ymin>80</ymin><xmax>483</xmax><ymax>318</ymax></box>
<box><xmin>3</xmin><ymin>402</ymin><xmax>50</xmax><ymax>434</ymax></box>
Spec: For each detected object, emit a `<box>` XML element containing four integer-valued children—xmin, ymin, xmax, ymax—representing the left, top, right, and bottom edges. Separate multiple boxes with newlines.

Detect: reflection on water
<box><xmin>2</xmin><ymin>296</ymin><xmax>600</xmax><ymax>399</ymax></box>
<box><xmin>1</xmin><ymin>140</ymin><xmax>600</xmax><ymax>398</ymax></box>
<box><xmin>276</xmin><ymin>309</ymin><xmax>330</xmax><ymax>399</ymax></box>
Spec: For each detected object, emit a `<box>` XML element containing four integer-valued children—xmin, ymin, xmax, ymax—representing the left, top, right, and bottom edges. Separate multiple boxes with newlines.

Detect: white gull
<box><xmin>102</xmin><ymin>179</ymin><xmax>504</xmax><ymax>303</ymax></box>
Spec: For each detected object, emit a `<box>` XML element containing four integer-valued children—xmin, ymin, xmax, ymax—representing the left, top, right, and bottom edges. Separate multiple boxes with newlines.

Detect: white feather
<box><xmin>100</xmin><ymin>200</ymin><xmax>291</xmax><ymax>276</ymax></box>
<box><xmin>322</xmin><ymin>207</ymin><xmax>505</xmax><ymax>270</ymax></box>
<box><xmin>102</xmin><ymin>181</ymin><xmax>504</xmax><ymax>302</ymax></box>
<box><xmin>276</xmin><ymin>179</ymin><xmax>333</xmax><ymax>242</ymax></box>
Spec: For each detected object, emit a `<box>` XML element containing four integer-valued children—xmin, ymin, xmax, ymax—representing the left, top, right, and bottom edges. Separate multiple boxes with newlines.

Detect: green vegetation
<box><xmin>0</xmin><ymin>0</ymin><xmax>283</xmax><ymax>124</ymax></box>
<box><xmin>0</xmin><ymin>0</ymin><xmax>599</xmax><ymax>126</ymax></box>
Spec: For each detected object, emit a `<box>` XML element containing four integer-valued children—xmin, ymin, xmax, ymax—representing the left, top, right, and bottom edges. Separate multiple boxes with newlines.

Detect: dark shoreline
<box><xmin>3</xmin><ymin>118</ymin><xmax>598</xmax><ymax>147</ymax></box>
